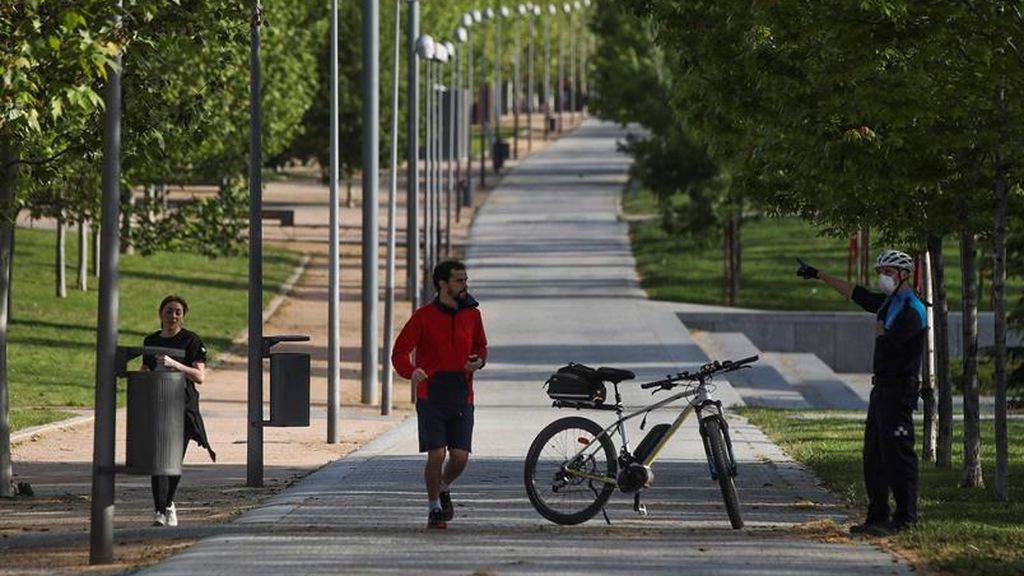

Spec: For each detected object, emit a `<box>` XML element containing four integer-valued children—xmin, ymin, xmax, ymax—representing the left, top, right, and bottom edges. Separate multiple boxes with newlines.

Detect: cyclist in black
<box><xmin>797</xmin><ymin>250</ymin><xmax>926</xmax><ymax>536</ymax></box>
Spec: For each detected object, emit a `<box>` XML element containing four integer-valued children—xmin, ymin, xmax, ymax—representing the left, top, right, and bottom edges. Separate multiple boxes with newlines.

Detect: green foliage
<box><xmin>626</xmin><ymin>190</ymin><xmax>1024</xmax><ymax>310</ymax></box>
<box><xmin>8</xmin><ymin>227</ymin><xmax>300</xmax><ymax>429</ymax></box>
<box><xmin>742</xmin><ymin>408</ymin><xmax>1024</xmax><ymax>576</ymax></box>
<box><xmin>130</xmin><ymin>180</ymin><xmax>249</xmax><ymax>257</ymax></box>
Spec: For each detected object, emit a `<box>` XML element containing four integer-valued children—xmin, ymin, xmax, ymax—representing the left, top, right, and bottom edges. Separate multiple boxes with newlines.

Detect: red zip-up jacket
<box><xmin>391</xmin><ymin>295</ymin><xmax>488</xmax><ymax>404</ymax></box>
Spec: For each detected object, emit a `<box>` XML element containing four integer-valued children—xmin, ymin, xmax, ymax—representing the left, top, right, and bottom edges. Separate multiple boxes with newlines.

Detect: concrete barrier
<box><xmin>677</xmin><ymin>310</ymin><xmax>1020</xmax><ymax>373</ymax></box>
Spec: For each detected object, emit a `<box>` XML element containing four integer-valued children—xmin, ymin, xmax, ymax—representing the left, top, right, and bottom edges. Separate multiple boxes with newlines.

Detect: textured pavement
<box><xmin>139</xmin><ymin>121</ymin><xmax>913</xmax><ymax>575</ymax></box>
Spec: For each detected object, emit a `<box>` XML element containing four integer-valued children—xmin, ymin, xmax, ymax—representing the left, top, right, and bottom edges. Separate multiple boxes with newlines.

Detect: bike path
<box><xmin>140</xmin><ymin>121</ymin><xmax>912</xmax><ymax>575</ymax></box>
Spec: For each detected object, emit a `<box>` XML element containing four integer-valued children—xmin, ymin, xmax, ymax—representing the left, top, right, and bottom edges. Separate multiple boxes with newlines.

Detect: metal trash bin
<box><xmin>492</xmin><ymin>140</ymin><xmax>510</xmax><ymax>171</ymax></box>
<box><xmin>268</xmin><ymin>352</ymin><xmax>310</xmax><ymax>427</ymax></box>
<box><xmin>125</xmin><ymin>370</ymin><xmax>185</xmax><ymax>476</ymax></box>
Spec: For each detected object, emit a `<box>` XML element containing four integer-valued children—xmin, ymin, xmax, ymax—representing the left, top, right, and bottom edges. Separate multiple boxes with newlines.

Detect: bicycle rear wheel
<box><xmin>704</xmin><ymin>418</ymin><xmax>743</xmax><ymax>529</ymax></box>
<box><xmin>524</xmin><ymin>416</ymin><xmax>617</xmax><ymax>525</ymax></box>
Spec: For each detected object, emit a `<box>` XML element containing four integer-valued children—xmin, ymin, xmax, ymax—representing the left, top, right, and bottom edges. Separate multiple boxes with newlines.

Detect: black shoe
<box><xmin>439</xmin><ymin>491</ymin><xmax>454</xmax><ymax>522</ymax></box>
<box><xmin>427</xmin><ymin>508</ymin><xmax>447</xmax><ymax>530</ymax></box>
<box><xmin>849</xmin><ymin>521</ymin><xmax>895</xmax><ymax>537</ymax></box>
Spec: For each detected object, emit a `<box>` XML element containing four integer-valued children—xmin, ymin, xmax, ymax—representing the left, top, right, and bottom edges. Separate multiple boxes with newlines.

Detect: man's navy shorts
<box><xmin>416</xmin><ymin>401</ymin><xmax>474</xmax><ymax>453</ymax></box>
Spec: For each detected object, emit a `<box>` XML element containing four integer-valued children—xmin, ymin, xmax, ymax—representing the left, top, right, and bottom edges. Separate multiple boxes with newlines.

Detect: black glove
<box><xmin>796</xmin><ymin>258</ymin><xmax>819</xmax><ymax>280</ymax></box>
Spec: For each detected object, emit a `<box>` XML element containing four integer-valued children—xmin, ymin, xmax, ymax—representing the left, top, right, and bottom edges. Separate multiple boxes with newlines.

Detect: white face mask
<box><xmin>878</xmin><ymin>274</ymin><xmax>898</xmax><ymax>294</ymax></box>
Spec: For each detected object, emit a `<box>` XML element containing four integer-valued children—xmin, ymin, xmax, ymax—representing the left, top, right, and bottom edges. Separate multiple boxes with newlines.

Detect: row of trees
<box><xmin>0</xmin><ymin>1</ymin><xmax>593</xmax><ymax>496</ymax></box>
<box><xmin>590</xmin><ymin>0</ymin><xmax>1023</xmax><ymax>498</ymax></box>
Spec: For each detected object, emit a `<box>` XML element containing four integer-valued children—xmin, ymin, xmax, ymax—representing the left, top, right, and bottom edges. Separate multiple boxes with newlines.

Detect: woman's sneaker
<box><xmin>439</xmin><ymin>491</ymin><xmax>454</xmax><ymax>522</ymax></box>
<box><xmin>165</xmin><ymin>502</ymin><xmax>178</xmax><ymax>527</ymax></box>
<box><xmin>152</xmin><ymin>511</ymin><xmax>167</xmax><ymax>527</ymax></box>
<box><xmin>427</xmin><ymin>508</ymin><xmax>447</xmax><ymax>530</ymax></box>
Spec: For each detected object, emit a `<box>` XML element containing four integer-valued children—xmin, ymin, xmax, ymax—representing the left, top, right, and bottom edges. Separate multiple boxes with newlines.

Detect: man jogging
<box><xmin>797</xmin><ymin>250</ymin><xmax>926</xmax><ymax>536</ymax></box>
<box><xmin>392</xmin><ymin>259</ymin><xmax>488</xmax><ymax>530</ymax></box>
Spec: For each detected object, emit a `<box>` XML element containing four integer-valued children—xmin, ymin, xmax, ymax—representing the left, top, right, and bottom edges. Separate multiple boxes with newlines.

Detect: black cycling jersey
<box><xmin>851</xmin><ymin>285</ymin><xmax>927</xmax><ymax>380</ymax></box>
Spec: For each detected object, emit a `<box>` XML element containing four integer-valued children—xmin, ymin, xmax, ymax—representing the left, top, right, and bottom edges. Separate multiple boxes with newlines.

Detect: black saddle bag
<box><xmin>544</xmin><ymin>363</ymin><xmax>607</xmax><ymax>406</ymax></box>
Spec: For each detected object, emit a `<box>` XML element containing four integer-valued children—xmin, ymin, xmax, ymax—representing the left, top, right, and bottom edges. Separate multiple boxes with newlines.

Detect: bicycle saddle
<box><xmin>597</xmin><ymin>367</ymin><xmax>635</xmax><ymax>383</ymax></box>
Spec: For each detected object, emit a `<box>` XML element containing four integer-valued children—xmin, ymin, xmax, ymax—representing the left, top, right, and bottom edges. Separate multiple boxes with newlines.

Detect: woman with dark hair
<box><xmin>141</xmin><ymin>294</ymin><xmax>216</xmax><ymax>527</ymax></box>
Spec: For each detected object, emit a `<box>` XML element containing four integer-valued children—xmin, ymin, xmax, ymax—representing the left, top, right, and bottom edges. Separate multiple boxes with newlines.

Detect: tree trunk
<box><xmin>77</xmin><ymin>219</ymin><xmax>88</xmax><ymax>291</ymax></box>
<box><xmin>724</xmin><ymin>217</ymin><xmax>733</xmax><ymax>305</ymax></box>
<box><xmin>860</xmin><ymin>227</ymin><xmax>871</xmax><ymax>286</ymax></box>
<box><xmin>92</xmin><ymin>220</ymin><xmax>100</xmax><ymax>278</ymax></box>
<box><xmin>959</xmin><ymin>231</ymin><xmax>984</xmax><ymax>488</ymax></box>
<box><xmin>119</xmin><ymin>188</ymin><xmax>134</xmax><ymax>255</ymax></box>
<box><xmin>55</xmin><ymin>211</ymin><xmax>67</xmax><ymax>299</ymax></box>
<box><xmin>921</xmin><ymin>248</ymin><xmax>937</xmax><ymax>462</ymax></box>
<box><xmin>993</xmin><ymin>162</ymin><xmax>1008</xmax><ymax>501</ymax></box>
<box><xmin>929</xmin><ymin>234</ymin><xmax>954</xmax><ymax>468</ymax></box>
<box><xmin>731</xmin><ymin>211</ymin><xmax>741</xmax><ymax>301</ymax></box>
<box><xmin>0</xmin><ymin>153</ymin><xmax>17</xmax><ymax>497</ymax></box>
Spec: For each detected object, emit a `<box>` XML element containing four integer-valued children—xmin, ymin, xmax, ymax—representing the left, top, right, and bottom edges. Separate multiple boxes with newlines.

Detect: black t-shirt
<box><xmin>142</xmin><ymin>329</ymin><xmax>207</xmax><ymax>382</ymax></box>
<box><xmin>851</xmin><ymin>286</ymin><xmax>927</xmax><ymax>379</ymax></box>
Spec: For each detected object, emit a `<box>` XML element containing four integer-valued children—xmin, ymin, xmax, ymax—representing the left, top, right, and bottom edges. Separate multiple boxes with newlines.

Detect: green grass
<box><xmin>9</xmin><ymin>227</ymin><xmax>301</xmax><ymax>432</ymax></box>
<box><xmin>623</xmin><ymin>187</ymin><xmax>1022</xmax><ymax>311</ymax></box>
<box><xmin>740</xmin><ymin>407</ymin><xmax>1024</xmax><ymax>576</ymax></box>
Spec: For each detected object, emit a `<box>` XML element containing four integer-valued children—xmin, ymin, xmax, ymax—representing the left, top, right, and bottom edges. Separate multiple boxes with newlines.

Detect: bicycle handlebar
<box><xmin>640</xmin><ymin>355</ymin><xmax>760</xmax><ymax>391</ymax></box>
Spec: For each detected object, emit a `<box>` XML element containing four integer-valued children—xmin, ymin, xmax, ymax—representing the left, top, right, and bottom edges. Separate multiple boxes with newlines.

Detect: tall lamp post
<box><xmin>528</xmin><ymin>4</ymin><xmax>540</xmax><ymax>151</ymax></box>
<box><xmin>455</xmin><ymin>25</ymin><xmax>470</xmax><ymax>221</ymax></box>
<box><xmin>406</xmin><ymin>0</ymin><xmax>421</xmax><ymax>311</ymax></box>
<box><xmin>416</xmin><ymin>34</ymin><xmax>436</xmax><ymax>310</ymax></box>
<box><xmin>360</xmin><ymin>0</ymin><xmax>381</xmax><ymax>406</ymax></box>
<box><xmin>382</xmin><ymin>0</ymin><xmax>403</xmax><ymax>416</ymax></box>
<box><xmin>557</xmin><ymin>3</ymin><xmax>567</xmax><ymax>133</ymax></box>
<box><xmin>570</xmin><ymin>1</ymin><xmax>579</xmax><ymax>125</ymax></box>
<box><xmin>480</xmin><ymin>8</ymin><xmax>493</xmax><ymax>187</ymax></box>
<box><xmin>459</xmin><ymin>13</ymin><xmax>474</xmax><ymax>201</ymax></box>
<box><xmin>513</xmin><ymin>4</ymin><xmax>527</xmax><ymax>159</ymax></box>
<box><xmin>544</xmin><ymin>4</ymin><xmax>555</xmax><ymax>139</ymax></box>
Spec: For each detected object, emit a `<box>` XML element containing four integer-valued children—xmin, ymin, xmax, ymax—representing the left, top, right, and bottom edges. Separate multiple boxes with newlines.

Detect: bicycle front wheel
<box><xmin>524</xmin><ymin>416</ymin><xmax>617</xmax><ymax>525</ymax></box>
<box><xmin>704</xmin><ymin>418</ymin><xmax>743</xmax><ymax>529</ymax></box>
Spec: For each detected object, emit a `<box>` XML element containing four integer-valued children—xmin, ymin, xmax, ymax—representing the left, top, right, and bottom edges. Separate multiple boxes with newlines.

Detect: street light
<box><xmin>416</xmin><ymin>34</ymin><xmax>435</xmax><ymax>305</ymax></box>
<box><xmin>528</xmin><ymin>4</ymin><xmax>540</xmax><ymax>151</ymax></box>
<box><xmin>443</xmin><ymin>40</ymin><xmax>456</xmax><ymax>254</ymax></box>
<box><xmin>513</xmin><ymin>4</ymin><xmax>527</xmax><ymax>159</ymax></box>
<box><xmin>455</xmin><ymin>25</ymin><xmax>471</xmax><ymax>218</ymax></box>
<box><xmin>382</xmin><ymin>0</ymin><xmax>403</xmax><ymax>416</ymax></box>
<box><xmin>545</xmin><ymin>3</ymin><xmax>556</xmax><ymax>139</ymax></box>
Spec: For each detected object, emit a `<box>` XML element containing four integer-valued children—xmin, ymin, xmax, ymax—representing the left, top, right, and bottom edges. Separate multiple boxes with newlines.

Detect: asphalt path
<box><xmin>140</xmin><ymin>121</ymin><xmax>912</xmax><ymax>575</ymax></box>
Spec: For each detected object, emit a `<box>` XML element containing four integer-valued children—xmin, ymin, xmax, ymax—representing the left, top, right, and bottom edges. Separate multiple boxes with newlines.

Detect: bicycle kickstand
<box><xmin>633</xmin><ymin>493</ymin><xmax>648</xmax><ymax>516</ymax></box>
<box><xmin>601</xmin><ymin>507</ymin><xmax>611</xmax><ymax>525</ymax></box>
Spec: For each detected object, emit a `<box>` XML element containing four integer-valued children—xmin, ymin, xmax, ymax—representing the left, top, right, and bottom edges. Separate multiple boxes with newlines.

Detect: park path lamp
<box><xmin>406</xmin><ymin>0</ymin><xmax>421</xmax><ymax>312</ymax></box>
<box><xmin>360</xmin><ymin>0</ymin><xmax>381</xmax><ymax>407</ymax></box>
<box><xmin>455</xmin><ymin>25</ymin><xmax>471</xmax><ymax>221</ymax></box>
<box><xmin>443</xmin><ymin>40</ymin><xmax>456</xmax><ymax>254</ymax></box>
<box><xmin>527</xmin><ymin>4</ymin><xmax>540</xmax><ymax>152</ymax></box>
<box><xmin>480</xmin><ymin>8</ymin><xmax>494</xmax><ymax>187</ymax></box>
<box><xmin>544</xmin><ymin>4</ymin><xmax>555</xmax><ymax>139</ymax></box>
<box><xmin>571</xmin><ymin>1</ymin><xmax>580</xmax><ymax>125</ymax></box>
<box><xmin>382</xmin><ymin>0</ymin><xmax>404</xmax><ymax>416</ymax></box>
<box><xmin>513</xmin><ymin>4</ymin><xmax>528</xmax><ymax>159</ymax></box>
<box><xmin>458</xmin><ymin>14</ymin><xmax>474</xmax><ymax>200</ymax></box>
<box><xmin>494</xmin><ymin>6</ymin><xmax>510</xmax><ymax>173</ymax></box>
<box><xmin>89</xmin><ymin>0</ymin><xmax>123</xmax><ymax>564</ymax></box>
<box><xmin>433</xmin><ymin>43</ymin><xmax>449</xmax><ymax>268</ymax></box>
<box><xmin>557</xmin><ymin>3</ymin><xmax>569</xmax><ymax>133</ymax></box>
<box><xmin>416</xmin><ymin>34</ymin><xmax>436</xmax><ymax>307</ymax></box>
<box><xmin>327</xmin><ymin>0</ymin><xmax>341</xmax><ymax>439</ymax></box>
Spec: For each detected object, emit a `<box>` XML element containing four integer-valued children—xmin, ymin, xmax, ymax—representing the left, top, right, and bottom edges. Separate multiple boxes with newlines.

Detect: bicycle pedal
<box><xmin>633</xmin><ymin>493</ymin><xmax>647</xmax><ymax>516</ymax></box>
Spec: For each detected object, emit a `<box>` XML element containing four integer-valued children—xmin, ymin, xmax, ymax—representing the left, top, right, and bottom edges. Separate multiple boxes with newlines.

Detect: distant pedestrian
<box><xmin>141</xmin><ymin>294</ymin><xmax>216</xmax><ymax>528</ymax></box>
<box><xmin>392</xmin><ymin>259</ymin><xmax>488</xmax><ymax>530</ymax></box>
<box><xmin>796</xmin><ymin>250</ymin><xmax>926</xmax><ymax>536</ymax></box>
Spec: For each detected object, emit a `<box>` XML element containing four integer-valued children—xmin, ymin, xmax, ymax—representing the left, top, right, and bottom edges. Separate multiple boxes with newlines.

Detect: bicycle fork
<box><xmin>697</xmin><ymin>400</ymin><xmax>738</xmax><ymax>480</ymax></box>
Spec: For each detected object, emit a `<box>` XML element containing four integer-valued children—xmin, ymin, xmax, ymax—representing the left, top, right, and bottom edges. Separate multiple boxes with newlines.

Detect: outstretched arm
<box><xmin>796</xmin><ymin>257</ymin><xmax>854</xmax><ymax>299</ymax></box>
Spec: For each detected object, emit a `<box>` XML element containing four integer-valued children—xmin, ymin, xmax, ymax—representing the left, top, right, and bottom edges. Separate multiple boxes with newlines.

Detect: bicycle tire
<box><xmin>524</xmin><ymin>416</ymin><xmax>617</xmax><ymax>525</ymax></box>
<box><xmin>704</xmin><ymin>418</ymin><xmax>743</xmax><ymax>529</ymax></box>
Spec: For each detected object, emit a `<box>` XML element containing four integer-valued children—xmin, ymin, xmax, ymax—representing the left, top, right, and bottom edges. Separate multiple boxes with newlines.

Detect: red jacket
<box><xmin>391</xmin><ymin>296</ymin><xmax>488</xmax><ymax>404</ymax></box>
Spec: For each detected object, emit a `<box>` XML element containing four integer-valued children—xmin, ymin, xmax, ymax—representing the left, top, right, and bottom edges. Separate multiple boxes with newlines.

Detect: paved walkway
<box><xmin>139</xmin><ymin>121</ymin><xmax>912</xmax><ymax>575</ymax></box>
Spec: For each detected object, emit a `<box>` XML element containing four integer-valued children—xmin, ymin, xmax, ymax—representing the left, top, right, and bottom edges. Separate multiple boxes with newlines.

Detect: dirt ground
<box><xmin>0</xmin><ymin>117</ymin><xmax>570</xmax><ymax>575</ymax></box>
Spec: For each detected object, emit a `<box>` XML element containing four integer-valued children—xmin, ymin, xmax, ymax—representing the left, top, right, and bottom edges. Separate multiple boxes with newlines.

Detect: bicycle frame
<box><xmin>565</xmin><ymin>375</ymin><xmax>734</xmax><ymax>487</ymax></box>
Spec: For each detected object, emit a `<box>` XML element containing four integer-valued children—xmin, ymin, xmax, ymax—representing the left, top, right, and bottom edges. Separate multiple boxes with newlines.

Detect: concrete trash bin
<box><xmin>268</xmin><ymin>352</ymin><xmax>310</xmax><ymax>427</ymax></box>
<box><xmin>125</xmin><ymin>370</ymin><xmax>185</xmax><ymax>476</ymax></box>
